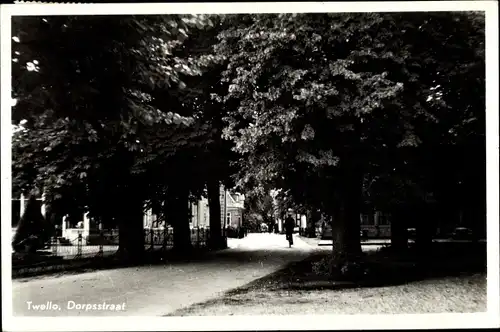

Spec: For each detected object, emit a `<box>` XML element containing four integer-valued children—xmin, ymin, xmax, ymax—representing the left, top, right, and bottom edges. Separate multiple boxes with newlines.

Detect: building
<box><xmin>320</xmin><ymin>211</ymin><xmax>392</xmax><ymax>239</ymax></box>
<box><xmin>360</xmin><ymin>211</ymin><xmax>391</xmax><ymax>238</ymax></box>
<box><xmin>12</xmin><ymin>185</ymin><xmax>245</xmax><ymax>245</ymax></box>
<box><xmin>225</xmin><ymin>192</ymin><xmax>245</xmax><ymax>231</ymax></box>
<box><xmin>189</xmin><ymin>197</ymin><xmax>211</xmax><ymax>228</ymax></box>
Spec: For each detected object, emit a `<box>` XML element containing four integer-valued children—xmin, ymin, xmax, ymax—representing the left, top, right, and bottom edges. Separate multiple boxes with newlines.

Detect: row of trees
<box><xmin>12</xmin><ymin>15</ymin><xmax>236</xmax><ymax>259</ymax></box>
<box><xmin>215</xmin><ymin>12</ymin><xmax>485</xmax><ymax>266</ymax></box>
<box><xmin>12</xmin><ymin>13</ymin><xmax>485</xmax><ymax>271</ymax></box>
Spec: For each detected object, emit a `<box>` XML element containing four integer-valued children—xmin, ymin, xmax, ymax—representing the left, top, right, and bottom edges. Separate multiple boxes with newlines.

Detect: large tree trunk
<box><xmin>305</xmin><ymin>211</ymin><xmax>311</xmax><ymax>237</ymax></box>
<box><xmin>390</xmin><ymin>208</ymin><xmax>408</xmax><ymax>252</ymax></box>
<box><xmin>415</xmin><ymin>203</ymin><xmax>433</xmax><ymax>259</ymax></box>
<box><xmin>207</xmin><ymin>179</ymin><xmax>224</xmax><ymax>249</ymax></box>
<box><xmin>168</xmin><ymin>186</ymin><xmax>192</xmax><ymax>253</ymax></box>
<box><xmin>468</xmin><ymin>177</ymin><xmax>486</xmax><ymax>240</ymax></box>
<box><xmin>117</xmin><ymin>192</ymin><xmax>145</xmax><ymax>263</ymax></box>
<box><xmin>13</xmin><ymin>193</ymin><xmax>47</xmax><ymax>253</ymax></box>
<box><xmin>330</xmin><ymin>167</ymin><xmax>363</xmax><ymax>276</ymax></box>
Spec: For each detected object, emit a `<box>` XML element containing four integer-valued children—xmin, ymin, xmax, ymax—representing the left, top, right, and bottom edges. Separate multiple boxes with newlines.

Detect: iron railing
<box><xmin>143</xmin><ymin>227</ymin><xmax>210</xmax><ymax>251</ymax></box>
<box><xmin>12</xmin><ymin>226</ymin><xmax>216</xmax><ymax>275</ymax></box>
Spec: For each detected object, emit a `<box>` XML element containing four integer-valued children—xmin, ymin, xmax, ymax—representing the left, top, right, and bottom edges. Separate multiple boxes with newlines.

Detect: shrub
<box><xmin>340</xmin><ymin>260</ymin><xmax>366</xmax><ymax>279</ymax></box>
<box><xmin>311</xmin><ymin>256</ymin><xmax>369</xmax><ymax>281</ymax></box>
<box><xmin>311</xmin><ymin>257</ymin><xmax>332</xmax><ymax>277</ymax></box>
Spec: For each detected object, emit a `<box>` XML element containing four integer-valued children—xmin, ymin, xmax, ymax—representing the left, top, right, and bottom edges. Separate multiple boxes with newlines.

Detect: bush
<box><xmin>226</xmin><ymin>227</ymin><xmax>240</xmax><ymax>238</ymax></box>
<box><xmin>311</xmin><ymin>257</ymin><xmax>332</xmax><ymax>277</ymax></box>
<box><xmin>311</xmin><ymin>256</ymin><xmax>368</xmax><ymax>281</ymax></box>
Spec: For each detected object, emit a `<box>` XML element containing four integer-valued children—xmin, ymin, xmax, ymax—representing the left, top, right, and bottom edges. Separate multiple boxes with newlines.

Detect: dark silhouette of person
<box><xmin>284</xmin><ymin>213</ymin><xmax>295</xmax><ymax>246</ymax></box>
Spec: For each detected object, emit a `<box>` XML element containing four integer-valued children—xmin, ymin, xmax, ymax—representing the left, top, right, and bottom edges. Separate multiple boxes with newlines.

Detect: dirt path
<box><xmin>12</xmin><ymin>233</ymin><xmax>314</xmax><ymax>316</ymax></box>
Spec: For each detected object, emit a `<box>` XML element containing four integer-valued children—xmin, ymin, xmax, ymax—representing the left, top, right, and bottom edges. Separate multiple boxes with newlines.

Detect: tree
<box><xmin>213</xmin><ymin>12</ymin><xmax>485</xmax><ymax>272</ymax></box>
<box><xmin>364</xmin><ymin>11</ymin><xmax>485</xmax><ymax>252</ymax></box>
<box><xmin>12</xmin><ymin>15</ymin><xmax>218</xmax><ymax>260</ymax></box>
<box><xmin>162</xmin><ymin>16</ymin><xmax>240</xmax><ymax>249</ymax></box>
<box><xmin>12</xmin><ymin>192</ymin><xmax>53</xmax><ymax>253</ymax></box>
<box><xmin>214</xmin><ymin>13</ymin><xmax>408</xmax><ymax>269</ymax></box>
<box><xmin>244</xmin><ymin>190</ymin><xmax>275</xmax><ymax>227</ymax></box>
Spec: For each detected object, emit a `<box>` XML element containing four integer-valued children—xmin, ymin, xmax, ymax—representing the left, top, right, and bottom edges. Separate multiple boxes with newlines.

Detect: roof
<box><xmin>227</xmin><ymin>192</ymin><xmax>244</xmax><ymax>209</ymax></box>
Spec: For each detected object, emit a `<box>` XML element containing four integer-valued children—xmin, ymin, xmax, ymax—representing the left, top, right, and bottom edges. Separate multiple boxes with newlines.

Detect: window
<box><xmin>226</xmin><ymin>212</ymin><xmax>231</xmax><ymax>225</ymax></box>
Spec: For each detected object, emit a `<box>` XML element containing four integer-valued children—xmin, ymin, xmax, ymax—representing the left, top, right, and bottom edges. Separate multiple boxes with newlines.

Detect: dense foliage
<box><xmin>12</xmin><ymin>12</ymin><xmax>485</xmax><ymax>269</ymax></box>
<box><xmin>213</xmin><ymin>12</ymin><xmax>485</xmax><ymax>261</ymax></box>
<box><xmin>11</xmin><ymin>15</ymin><xmax>222</xmax><ymax>257</ymax></box>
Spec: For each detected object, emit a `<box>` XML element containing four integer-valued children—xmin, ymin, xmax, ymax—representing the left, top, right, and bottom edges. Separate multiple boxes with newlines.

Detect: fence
<box><xmin>143</xmin><ymin>227</ymin><xmax>210</xmax><ymax>251</ymax></box>
<box><xmin>12</xmin><ymin>226</ymin><xmax>215</xmax><ymax>275</ymax></box>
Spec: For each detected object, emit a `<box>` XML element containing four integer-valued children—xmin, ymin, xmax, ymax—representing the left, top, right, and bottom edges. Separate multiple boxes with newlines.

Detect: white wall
<box><xmin>300</xmin><ymin>215</ymin><xmax>307</xmax><ymax>228</ymax></box>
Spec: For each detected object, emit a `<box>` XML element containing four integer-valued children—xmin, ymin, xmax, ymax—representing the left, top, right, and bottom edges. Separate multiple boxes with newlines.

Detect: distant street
<box><xmin>12</xmin><ymin>233</ymin><xmax>314</xmax><ymax>316</ymax></box>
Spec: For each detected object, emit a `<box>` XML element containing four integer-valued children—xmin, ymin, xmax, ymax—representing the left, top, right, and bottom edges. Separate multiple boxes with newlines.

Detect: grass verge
<box><xmin>168</xmin><ymin>242</ymin><xmax>487</xmax><ymax>315</ymax></box>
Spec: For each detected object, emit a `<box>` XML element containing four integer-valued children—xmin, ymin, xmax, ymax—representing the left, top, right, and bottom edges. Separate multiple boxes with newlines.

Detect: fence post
<box><xmin>169</xmin><ymin>228</ymin><xmax>173</xmax><ymax>248</ymax></box>
<box><xmin>98</xmin><ymin>222</ymin><xmax>103</xmax><ymax>257</ymax></box>
<box><xmin>162</xmin><ymin>227</ymin><xmax>167</xmax><ymax>251</ymax></box>
<box><xmin>204</xmin><ymin>228</ymin><xmax>207</xmax><ymax>248</ymax></box>
<box><xmin>196</xmin><ymin>227</ymin><xmax>200</xmax><ymax>249</ymax></box>
<box><xmin>76</xmin><ymin>233</ymin><xmax>83</xmax><ymax>258</ymax></box>
<box><xmin>51</xmin><ymin>236</ymin><xmax>58</xmax><ymax>256</ymax></box>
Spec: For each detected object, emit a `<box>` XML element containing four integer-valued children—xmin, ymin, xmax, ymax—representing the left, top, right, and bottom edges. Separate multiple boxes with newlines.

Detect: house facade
<box><xmin>184</xmin><ymin>186</ymin><xmax>244</xmax><ymax>231</ymax></box>
<box><xmin>142</xmin><ymin>186</ymin><xmax>231</xmax><ymax>230</ymax></box>
<box><xmin>273</xmin><ymin>208</ymin><xmax>392</xmax><ymax>239</ymax></box>
<box><xmin>360</xmin><ymin>211</ymin><xmax>391</xmax><ymax>238</ymax></box>
<box><xmin>319</xmin><ymin>211</ymin><xmax>392</xmax><ymax>239</ymax></box>
<box><xmin>225</xmin><ymin>192</ymin><xmax>245</xmax><ymax>231</ymax></box>
<box><xmin>12</xmin><ymin>185</ymin><xmax>245</xmax><ymax>245</ymax></box>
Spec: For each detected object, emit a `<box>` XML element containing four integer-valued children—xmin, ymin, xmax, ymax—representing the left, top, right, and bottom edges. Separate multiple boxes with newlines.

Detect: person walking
<box><xmin>284</xmin><ymin>212</ymin><xmax>295</xmax><ymax>247</ymax></box>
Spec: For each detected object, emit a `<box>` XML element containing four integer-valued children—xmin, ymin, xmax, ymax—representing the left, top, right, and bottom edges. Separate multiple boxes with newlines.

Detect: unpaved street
<box><xmin>12</xmin><ymin>233</ymin><xmax>313</xmax><ymax>316</ymax></box>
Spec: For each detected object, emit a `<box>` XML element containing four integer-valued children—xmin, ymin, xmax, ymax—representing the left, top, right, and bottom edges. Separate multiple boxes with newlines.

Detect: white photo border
<box><xmin>1</xmin><ymin>1</ymin><xmax>499</xmax><ymax>331</ymax></box>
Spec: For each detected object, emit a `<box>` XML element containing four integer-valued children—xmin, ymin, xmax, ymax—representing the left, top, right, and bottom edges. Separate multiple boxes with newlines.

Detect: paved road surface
<box><xmin>12</xmin><ymin>233</ymin><xmax>315</xmax><ymax>316</ymax></box>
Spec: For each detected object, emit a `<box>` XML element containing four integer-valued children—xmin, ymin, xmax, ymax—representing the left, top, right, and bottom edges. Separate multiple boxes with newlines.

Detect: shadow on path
<box><xmin>13</xmin><ymin>233</ymin><xmax>311</xmax><ymax>279</ymax></box>
<box><xmin>13</xmin><ymin>234</ymin><xmax>315</xmax><ymax>316</ymax></box>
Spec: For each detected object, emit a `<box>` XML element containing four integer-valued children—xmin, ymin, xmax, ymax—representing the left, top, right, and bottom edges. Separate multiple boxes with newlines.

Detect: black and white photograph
<box><xmin>1</xmin><ymin>1</ymin><xmax>499</xmax><ymax>331</ymax></box>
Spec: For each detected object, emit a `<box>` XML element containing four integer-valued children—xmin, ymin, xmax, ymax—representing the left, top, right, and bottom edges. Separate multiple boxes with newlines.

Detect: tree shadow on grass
<box><xmin>224</xmin><ymin>241</ymin><xmax>487</xmax><ymax>293</ymax></box>
<box><xmin>165</xmin><ymin>242</ymin><xmax>486</xmax><ymax>316</ymax></box>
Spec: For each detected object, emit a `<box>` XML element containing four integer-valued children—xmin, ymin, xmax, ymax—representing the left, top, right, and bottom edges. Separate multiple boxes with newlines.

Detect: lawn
<box><xmin>168</xmin><ymin>243</ymin><xmax>487</xmax><ymax>316</ymax></box>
